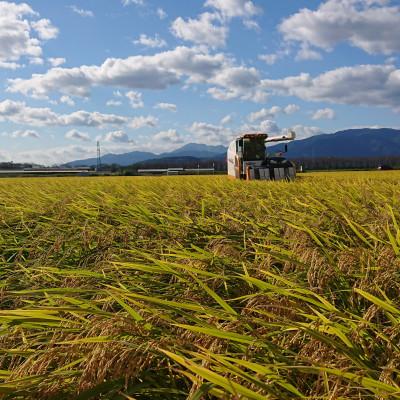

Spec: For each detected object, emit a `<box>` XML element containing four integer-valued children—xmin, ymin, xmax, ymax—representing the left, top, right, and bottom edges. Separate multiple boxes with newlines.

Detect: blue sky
<box><xmin>0</xmin><ymin>0</ymin><xmax>399</xmax><ymax>164</ymax></box>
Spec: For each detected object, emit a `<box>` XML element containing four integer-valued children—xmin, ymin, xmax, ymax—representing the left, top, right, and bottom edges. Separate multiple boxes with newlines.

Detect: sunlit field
<box><xmin>1</xmin><ymin>172</ymin><xmax>400</xmax><ymax>399</ymax></box>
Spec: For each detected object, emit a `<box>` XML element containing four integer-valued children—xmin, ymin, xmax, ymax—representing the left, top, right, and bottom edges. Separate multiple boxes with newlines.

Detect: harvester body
<box><xmin>227</xmin><ymin>132</ymin><xmax>296</xmax><ymax>181</ymax></box>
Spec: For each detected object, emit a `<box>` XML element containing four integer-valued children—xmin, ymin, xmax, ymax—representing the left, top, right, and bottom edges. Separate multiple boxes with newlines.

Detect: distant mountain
<box><xmin>65</xmin><ymin>151</ymin><xmax>157</xmax><ymax>167</ymax></box>
<box><xmin>165</xmin><ymin>143</ymin><xmax>227</xmax><ymax>158</ymax></box>
<box><xmin>65</xmin><ymin>143</ymin><xmax>227</xmax><ymax>167</ymax></box>
<box><xmin>269</xmin><ymin>128</ymin><xmax>400</xmax><ymax>158</ymax></box>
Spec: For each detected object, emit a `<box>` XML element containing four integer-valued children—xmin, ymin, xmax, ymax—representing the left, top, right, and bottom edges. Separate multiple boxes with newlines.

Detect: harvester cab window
<box><xmin>242</xmin><ymin>138</ymin><xmax>266</xmax><ymax>161</ymax></box>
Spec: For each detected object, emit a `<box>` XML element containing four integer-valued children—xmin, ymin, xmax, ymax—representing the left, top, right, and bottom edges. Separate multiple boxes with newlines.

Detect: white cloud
<box><xmin>312</xmin><ymin>108</ymin><xmax>335</xmax><ymax>120</ymax></box>
<box><xmin>157</xmin><ymin>8</ymin><xmax>167</xmax><ymax>20</ymax></box>
<box><xmin>134</xmin><ymin>34</ymin><xmax>167</xmax><ymax>48</ymax></box>
<box><xmin>295</xmin><ymin>44</ymin><xmax>322</xmax><ymax>61</ymax></box>
<box><xmin>31</xmin><ymin>19</ymin><xmax>58</xmax><ymax>40</ymax></box>
<box><xmin>9</xmin><ymin>129</ymin><xmax>40</xmax><ymax>139</ymax></box>
<box><xmin>65</xmin><ymin>129</ymin><xmax>91</xmax><ymax>141</ymax></box>
<box><xmin>21</xmin><ymin>144</ymin><xmax>94</xmax><ymax>165</ymax></box>
<box><xmin>248</xmin><ymin>104</ymin><xmax>300</xmax><ymax>125</ymax></box>
<box><xmin>261</xmin><ymin>64</ymin><xmax>400</xmax><ymax>111</ymax></box>
<box><xmin>207</xmin><ymin>65</ymin><xmax>264</xmax><ymax>102</ymax></box>
<box><xmin>8</xmin><ymin>46</ymin><xmax>266</xmax><ymax>102</ymax></box>
<box><xmin>171</xmin><ymin>13</ymin><xmax>228</xmax><ymax>48</ymax></box>
<box><xmin>188</xmin><ymin>121</ymin><xmax>234</xmax><ymax>145</ymax></box>
<box><xmin>126</xmin><ymin>91</ymin><xmax>144</xmax><ymax>109</ymax></box>
<box><xmin>129</xmin><ymin>115</ymin><xmax>158</xmax><ymax>129</ymax></box>
<box><xmin>154</xmin><ymin>129</ymin><xmax>182</xmax><ymax>143</ymax></box>
<box><xmin>48</xmin><ymin>57</ymin><xmax>66</xmax><ymax>67</ymax></box>
<box><xmin>220</xmin><ymin>114</ymin><xmax>233</xmax><ymax>124</ymax></box>
<box><xmin>258</xmin><ymin>48</ymin><xmax>291</xmax><ymax>65</ymax></box>
<box><xmin>248</xmin><ymin>106</ymin><xmax>281</xmax><ymax>122</ymax></box>
<box><xmin>155</xmin><ymin>102</ymin><xmax>177</xmax><ymax>112</ymax></box>
<box><xmin>106</xmin><ymin>99</ymin><xmax>122</xmax><ymax>107</ymax></box>
<box><xmin>280</xmin><ymin>0</ymin><xmax>400</xmax><ymax>56</ymax></box>
<box><xmin>122</xmin><ymin>0</ymin><xmax>144</xmax><ymax>6</ymax></box>
<box><xmin>60</xmin><ymin>95</ymin><xmax>75</xmax><ymax>106</ymax></box>
<box><xmin>259</xmin><ymin>120</ymin><xmax>280</xmax><ymax>134</ymax></box>
<box><xmin>243</xmin><ymin>19</ymin><xmax>260</xmax><ymax>31</ymax></box>
<box><xmin>69</xmin><ymin>5</ymin><xmax>94</xmax><ymax>18</ymax></box>
<box><xmin>284</xmin><ymin>104</ymin><xmax>300</xmax><ymax>114</ymax></box>
<box><xmin>259</xmin><ymin>53</ymin><xmax>279</xmax><ymax>65</ymax></box>
<box><xmin>104</xmin><ymin>130</ymin><xmax>133</xmax><ymax>143</ymax></box>
<box><xmin>385</xmin><ymin>56</ymin><xmax>397</xmax><ymax>65</ymax></box>
<box><xmin>0</xmin><ymin>2</ymin><xmax>58</xmax><ymax>65</ymax></box>
<box><xmin>0</xmin><ymin>99</ymin><xmax>129</xmax><ymax>127</ymax></box>
<box><xmin>29</xmin><ymin>57</ymin><xmax>44</xmax><ymax>65</ymax></box>
<box><xmin>0</xmin><ymin>61</ymin><xmax>21</xmax><ymax>69</ymax></box>
<box><xmin>289</xmin><ymin>124</ymin><xmax>322</xmax><ymax>139</ymax></box>
<box><xmin>205</xmin><ymin>0</ymin><xmax>261</xmax><ymax>19</ymax></box>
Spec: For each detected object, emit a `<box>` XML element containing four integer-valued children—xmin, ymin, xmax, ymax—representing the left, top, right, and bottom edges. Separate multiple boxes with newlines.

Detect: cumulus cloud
<box><xmin>248</xmin><ymin>104</ymin><xmax>300</xmax><ymax>122</ymax></box>
<box><xmin>29</xmin><ymin>57</ymin><xmax>44</xmax><ymax>65</ymax></box>
<box><xmin>0</xmin><ymin>2</ymin><xmax>58</xmax><ymax>66</ymax></box>
<box><xmin>295</xmin><ymin>44</ymin><xmax>322</xmax><ymax>61</ymax></box>
<box><xmin>284</xmin><ymin>104</ymin><xmax>300</xmax><ymax>114</ymax></box>
<box><xmin>134</xmin><ymin>34</ymin><xmax>167</xmax><ymax>48</ymax></box>
<box><xmin>48</xmin><ymin>57</ymin><xmax>66</xmax><ymax>67</ymax></box>
<box><xmin>157</xmin><ymin>8</ymin><xmax>167</xmax><ymax>19</ymax></box>
<box><xmin>8</xmin><ymin>46</ymin><xmax>266</xmax><ymax>102</ymax></box>
<box><xmin>280</xmin><ymin>0</ymin><xmax>400</xmax><ymax>56</ymax></box>
<box><xmin>154</xmin><ymin>129</ymin><xmax>183</xmax><ymax>143</ymax></box>
<box><xmin>312</xmin><ymin>108</ymin><xmax>336</xmax><ymax>120</ymax></box>
<box><xmin>129</xmin><ymin>115</ymin><xmax>158</xmax><ymax>129</ymax></box>
<box><xmin>248</xmin><ymin>106</ymin><xmax>281</xmax><ymax>122</ymax></box>
<box><xmin>126</xmin><ymin>91</ymin><xmax>144</xmax><ymax>109</ymax></box>
<box><xmin>106</xmin><ymin>99</ymin><xmax>122</xmax><ymax>107</ymax></box>
<box><xmin>31</xmin><ymin>18</ymin><xmax>58</xmax><ymax>40</ymax></box>
<box><xmin>0</xmin><ymin>99</ymin><xmax>129</xmax><ymax>127</ymax></box>
<box><xmin>188</xmin><ymin>121</ymin><xmax>234</xmax><ymax>145</ymax></box>
<box><xmin>60</xmin><ymin>95</ymin><xmax>75</xmax><ymax>106</ymax></box>
<box><xmin>155</xmin><ymin>102</ymin><xmax>177</xmax><ymax>112</ymax></box>
<box><xmin>243</xmin><ymin>19</ymin><xmax>260</xmax><ymax>31</ymax></box>
<box><xmin>207</xmin><ymin>65</ymin><xmax>265</xmax><ymax>102</ymax></box>
<box><xmin>259</xmin><ymin>120</ymin><xmax>280</xmax><ymax>134</ymax></box>
<box><xmin>171</xmin><ymin>13</ymin><xmax>228</xmax><ymax>48</ymax></box>
<box><xmin>14</xmin><ymin>144</ymin><xmax>95</xmax><ymax>165</ymax></box>
<box><xmin>259</xmin><ymin>54</ymin><xmax>279</xmax><ymax>65</ymax></box>
<box><xmin>122</xmin><ymin>0</ymin><xmax>145</xmax><ymax>6</ymax></box>
<box><xmin>0</xmin><ymin>61</ymin><xmax>20</xmax><ymax>69</ymax></box>
<box><xmin>9</xmin><ymin>129</ymin><xmax>40</xmax><ymax>139</ymax></box>
<box><xmin>220</xmin><ymin>114</ymin><xmax>233</xmax><ymax>124</ymax></box>
<box><xmin>104</xmin><ymin>130</ymin><xmax>134</xmax><ymax>143</ymax></box>
<box><xmin>205</xmin><ymin>0</ymin><xmax>261</xmax><ymax>19</ymax></box>
<box><xmin>65</xmin><ymin>129</ymin><xmax>91</xmax><ymax>141</ymax></box>
<box><xmin>289</xmin><ymin>124</ymin><xmax>322</xmax><ymax>139</ymax></box>
<box><xmin>69</xmin><ymin>5</ymin><xmax>94</xmax><ymax>18</ymax></box>
<box><xmin>261</xmin><ymin>64</ymin><xmax>400</xmax><ymax>111</ymax></box>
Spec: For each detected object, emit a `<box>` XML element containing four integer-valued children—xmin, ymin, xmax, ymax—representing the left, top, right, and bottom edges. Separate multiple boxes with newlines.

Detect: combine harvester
<box><xmin>227</xmin><ymin>131</ymin><xmax>296</xmax><ymax>180</ymax></box>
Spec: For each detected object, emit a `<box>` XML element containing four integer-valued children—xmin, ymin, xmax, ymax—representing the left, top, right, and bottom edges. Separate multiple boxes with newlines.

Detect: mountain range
<box><xmin>65</xmin><ymin>143</ymin><xmax>227</xmax><ymax>167</ymax></box>
<box><xmin>65</xmin><ymin>128</ymin><xmax>400</xmax><ymax>167</ymax></box>
<box><xmin>270</xmin><ymin>128</ymin><xmax>400</xmax><ymax>158</ymax></box>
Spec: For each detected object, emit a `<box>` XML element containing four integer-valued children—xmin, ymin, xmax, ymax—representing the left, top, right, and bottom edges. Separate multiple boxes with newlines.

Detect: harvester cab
<box><xmin>227</xmin><ymin>131</ymin><xmax>296</xmax><ymax>180</ymax></box>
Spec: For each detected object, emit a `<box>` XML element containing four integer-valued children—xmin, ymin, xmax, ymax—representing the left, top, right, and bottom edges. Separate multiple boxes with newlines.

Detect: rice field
<box><xmin>0</xmin><ymin>171</ymin><xmax>400</xmax><ymax>399</ymax></box>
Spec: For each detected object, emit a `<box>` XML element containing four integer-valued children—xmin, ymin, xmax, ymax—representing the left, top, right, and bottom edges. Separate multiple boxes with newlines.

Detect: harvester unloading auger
<box><xmin>227</xmin><ymin>131</ymin><xmax>296</xmax><ymax>180</ymax></box>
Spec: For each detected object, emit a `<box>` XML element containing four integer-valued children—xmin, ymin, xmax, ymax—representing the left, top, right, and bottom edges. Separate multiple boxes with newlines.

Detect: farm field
<box><xmin>1</xmin><ymin>172</ymin><xmax>400</xmax><ymax>399</ymax></box>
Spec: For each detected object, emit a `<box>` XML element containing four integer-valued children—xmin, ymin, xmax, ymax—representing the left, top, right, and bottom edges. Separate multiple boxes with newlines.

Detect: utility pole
<box><xmin>96</xmin><ymin>141</ymin><xmax>102</xmax><ymax>172</ymax></box>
